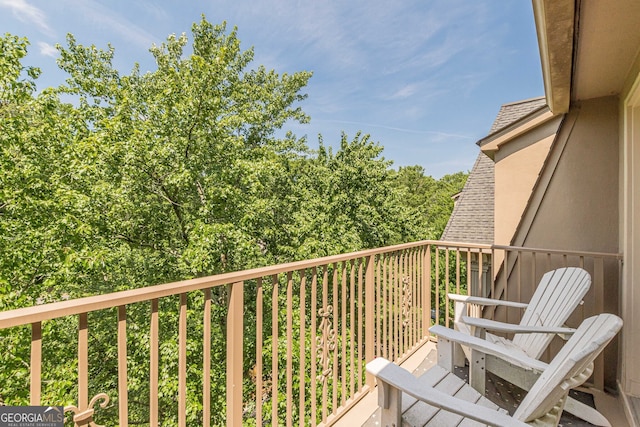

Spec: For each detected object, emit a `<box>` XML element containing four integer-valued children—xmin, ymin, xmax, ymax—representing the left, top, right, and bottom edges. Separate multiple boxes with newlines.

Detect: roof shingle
<box><xmin>440</xmin><ymin>97</ymin><xmax>547</xmax><ymax>244</ymax></box>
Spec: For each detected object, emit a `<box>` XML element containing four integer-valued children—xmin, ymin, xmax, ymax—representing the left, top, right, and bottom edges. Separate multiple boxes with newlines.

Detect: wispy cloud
<box><xmin>64</xmin><ymin>0</ymin><xmax>160</xmax><ymax>50</ymax></box>
<box><xmin>242</xmin><ymin>2</ymin><xmax>498</xmax><ymax>107</ymax></box>
<box><xmin>37</xmin><ymin>41</ymin><xmax>57</xmax><ymax>57</ymax></box>
<box><xmin>388</xmin><ymin>83</ymin><xmax>421</xmax><ymax>100</ymax></box>
<box><xmin>137</xmin><ymin>1</ymin><xmax>169</xmax><ymax>21</ymax></box>
<box><xmin>314</xmin><ymin>119</ymin><xmax>473</xmax><ymax>140</ymax></box>
<box><xmin>0</xmin><ymin>0</ymin><xmax>53</xmax><ymax>36</ymax></box>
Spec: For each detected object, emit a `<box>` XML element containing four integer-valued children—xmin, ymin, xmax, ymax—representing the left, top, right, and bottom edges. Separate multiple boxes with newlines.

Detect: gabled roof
<box><xmin>487</xmin><ymin>97</ymin><xmax>548</xmax><ymax>134</ymax></box>
<box><xmin>440</xmin><ymin>97</ymin><xmax>547</xmax><ymax>244</ymax></box>
<box><xmin>478</xmin><ymin>97</ymin><xmax>550</xmax><ymax>159</ymax></box>
<box><xmin>440</xmin><ymin>151</ymin><xmax>494</xmax><ymax>244</ymax></box>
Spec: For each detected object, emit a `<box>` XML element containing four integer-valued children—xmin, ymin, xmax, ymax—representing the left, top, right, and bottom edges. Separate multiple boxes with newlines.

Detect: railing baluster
<box><xmin>178</xmin><ymin>294</ymin><xmax>186</xmax><ymax>427</ymax></box>
<box><xmin>455</xmin><ymin>249</ymin><xmax>461</xmax><ymax>295</ymax></box>
<box><xmin>411</xmin><ymin>250</ymin><xmax>417</xmax><ymax>350</ymax></box>
<box><xmin>341</xmin><ymin>264</ymin><xmax>347</xmax><ymax>406</ymax></box>
<box><xmin>203</xmin><ymin>289</ymin><xmax>211</xmax><ymax>427</ymax></box>
<box><xmin>150</xmin><ymin>299</ymin><xmax>159</xmax><ymax>427</ymax></box>
<box><xmin>435</xmin><ymin>249</ymin><xmax>440</xmax><ymax>326</ymax></box>
<box><xmin>375</xmin><ymin>256</ymin><xmax>381</xmax><ymax>358</ymax></box>
<box><xmin>407</xmin><ymin>250</ymin><xmax>412</xmax><ymax>351</ymax></box>
<box><xmin>298</xmin><ymin>271</ymin><xmax>306</xmax><ymax>427</ymax></box>
<box><xmin>388</xmin><ymin>254</ymin><xmax>394</xmax><ymax>359</ymax></box>
<box><xmin>256</xmin><ymin>279</ymin><xmax>263</xmax><ymax>426</ymax></box>
<box><xmin>402</xmin><ymin>251</ymin><xmax>407</xmax><ymax>353</ymax></box>
<box><xmin>391</xmin><ymin>253</ymin><xmax>396</xmax><ymax>358</ymax></box>
<box><xmin>395</xmin><ymin>253</ymin><xmax>401</xmax><ymax>358</ymax></box>
<box><xmin>515</xmin><ymin>251</ymin><xmax>522</xmax><ymax>323</ymax></box>
<box><xmin>357</xmin><ymin>259</ymin><xmax>364</xmax><ymax>391</ymax></box>
<box><xmin>403</xmin><ymin>251</ymin><xmax>409</xmax><ymax>353</ymax></box>
<box><xmin>78</xmin><ymin>313</ymin><xmax>88</xmax><ymax>409</ymax></box>
<box><xmin>30</xmin><ymin>321</ymin><xmax>41</xmax><ymax>406</ymax></box>
<box><xmin>271</xmin><ymin>275</ymin><xmax>279</xmax><ymax>427</ymax></box>
<box><xmin>478</xmin><ymin>250</ymin><xmax>484</xmax><ymax>298</ymax></box>
<box><xmin>417</xmin><ymin>248</ymin><xmax>423</xmax><ymax>338</ymax></box>
<box><xmin>382</xmin><ymin>256</ymin><xmax>388</xmax><ymax>360</ymax></box>
<box><xmin>467</xmin><ymin>249</ymin><xmax>472</xmax><ymax>296</ymax></box>
<box><xmin>349</xmin><ymin>261</ymin><xmax>355</xmax><ymax>397</ymax></box>
<box><xmin>332</xmin><ymin>263</ymin><xmax>338</xmax><ymax>413</ymax></box>
<box><xmin>425</xmin><ymin>245</ymin><xmax>432</xmax><ymax>333</ymax></box>
<box><xmin>227</xmin><ymin>283</ymin><xmax>243</xmax><ymax>426</ymax></box>
<box><xmin>529</xmin><ymin>251</ymin><xmax>536</xmax><ymax>304</ymax></box>
<box><xmin>365</xmin><ymin>255</ymin><xmax>375</xmax><ymax>389</ymax></box>
<box><xmin>445</xmin><ymin>249</ymin><xmax>450</xmax><ymax>328</ymax></box>
<box><xmin>310</xmin><ymin>268</ymin><xmax>318</xmax><ymax>427</ymax></box>
<box><xmin>321</xmin><ymin>265</ymin><xmax>328</xmax><ymax>423</ymax></box>
<box><xmin>117</xmin><ymin>306</ymin><xmax>128</xmax><ymax>427</ymax></box>
<box><xmin>286</xmin><ymin>272</ymin><xmax>293</xmax><ymax>427</ymax></box>
<box><xmin>389</xmin><ymin>254</ymin><xmax>395</xmax><ymax>359</ymax></box>
<box><xmin>578</xmin><ymin>256</ymin><xmax>586</xmax><ymax>320</ymax></box>
<box><xmin>489</xmin><ymin>247</ymin><xmax>494</xmax><ymax>298</ymax></box>
<box><xmin>413</xmin><ymin>249</ymin><xmax>418</xmax><ymax>347</ymax></box>
<box><xmin>395</xmin><ymin>252</ymin><xmax>404</xmax><ymax>360</ymax></box>
<box><xmin>594</xmin><ymin>258</ymin><xmax>605</xmax><ymax>390</ymax></box>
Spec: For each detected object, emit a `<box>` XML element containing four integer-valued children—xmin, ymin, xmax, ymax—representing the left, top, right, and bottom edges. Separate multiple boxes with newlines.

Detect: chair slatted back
<box><xmin>513</xmin><ymin>267</ymin><xmax>591</xmax><ymax>359</ymax></box>
<box><xmin>514</xmin><ymin>313</ymin><xmax>622</xmax><ymax>422</ymax></box>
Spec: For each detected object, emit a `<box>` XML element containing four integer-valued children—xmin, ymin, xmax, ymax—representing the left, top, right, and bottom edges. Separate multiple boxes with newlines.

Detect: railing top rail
<box><xmin>2</xmin><ymin>240</ymin><xmax>621</xmax><ymax>329</ymax></box>
<box><xmin>0</xmin><ymin>240</ymin><xmax>438</xmax><ymax>329</ymax></box>
<box><xmin>434</xmin><ymin>241</ymin><xmax>493</xmax><ymax>251</ymax></box>
<box><xmin>492</xmin><ymin>244</ymin><xmax>623</xmax><ymax>260</ymax></box>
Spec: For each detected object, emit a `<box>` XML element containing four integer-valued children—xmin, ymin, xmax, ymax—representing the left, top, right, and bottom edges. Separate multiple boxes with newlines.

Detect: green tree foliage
<box><xmin>1</xmin><ymin>18</ymin><xmax>467</xmax><ymax>424</ymax></box>
<box><xmin>391</xmin><ymin>166</ymin><xmax>467</xmax><ymax>239</ymax></box>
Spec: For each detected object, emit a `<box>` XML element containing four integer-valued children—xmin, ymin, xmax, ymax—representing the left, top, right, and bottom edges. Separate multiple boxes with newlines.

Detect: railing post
<box><xmin>78</xmin><ymin>313</ymin><xmax>89</xmax><ymax>410</ymax></box>
<box><xmin>30</xmin><ymin>321</ymin><xmax>42</xmax><ymax>406</ymax></box>
<box><xmin>118</xmin><ymin>306</ymin><xmax>129</xmax><ymax>427</ymax></box>
<box><xmin>365</xmin><ymin>255</ymin><xmax>375</xmax><ymax>388</ymax></box>
<box><xmin>227</xmin><ymin>281</ymin><xmax>244</xmax><ymax>426</ymax></box>
<box><xmin>423</xmin><ymin>245</ymin><xmax>431</xmax><ymax>333</ymax></box>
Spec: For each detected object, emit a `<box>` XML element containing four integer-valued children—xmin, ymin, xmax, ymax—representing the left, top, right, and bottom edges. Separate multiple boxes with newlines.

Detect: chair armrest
<box><xmin>366</xmin><ymin>357</ymin><xmax>529</xmax><ymax>427</ymax></box>
<box><xmin>429</xmin><ymin>325</ymin><xmax>548</xmax><ymax>371</ymax></box>
<box><xmin>460</xmin><ymin>316</ymin><xmax>577</xmax><ymax>335</ymax></box>
<box><xmin>448</xmin><ymin>293</ymin><xmax>529</xmax><ymax>309</ymax></box>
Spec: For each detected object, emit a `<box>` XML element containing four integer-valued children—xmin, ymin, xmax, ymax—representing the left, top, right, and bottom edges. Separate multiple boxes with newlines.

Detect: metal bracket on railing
<box><xmin>402</xmin><ymin>277</ymin><xmax>412</xmax><ymax>327</ymax></box>
<box><xmin>316</xmin><ymin>305</ymin><xmax>336</xmax><ymax>382</ymax></box>
<box><xmin>64</xmin><ymin>393</ymin><xmax>109</xmax><ymax>427</ymax></box>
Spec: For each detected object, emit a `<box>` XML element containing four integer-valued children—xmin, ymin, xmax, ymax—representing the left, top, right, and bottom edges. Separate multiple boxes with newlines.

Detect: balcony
<box><xmin>0</xmin><ymin>241</ymin><xmax>623</xmax><ymax>426</ymax></box>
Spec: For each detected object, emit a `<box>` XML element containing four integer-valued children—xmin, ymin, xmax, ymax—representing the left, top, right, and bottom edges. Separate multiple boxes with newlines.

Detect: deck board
<box><xmin>629</xmin><ymin>395</ymin><xmax>640</xmax><ymax>426</ymax></box>
<box><xmin>357</xmin><ymin>347</ymin><xmax>602</xmax><ymax>426</ymax></box>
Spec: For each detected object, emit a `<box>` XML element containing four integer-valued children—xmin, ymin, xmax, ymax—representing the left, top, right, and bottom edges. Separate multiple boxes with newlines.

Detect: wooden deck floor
<box><xmin>333</xmin><ymin>340</ymin><xmax>629</xmax><ymax>427</ymax></box>
<box><xmin>622</xmin><ymin>394</ymin><xmax>640</xmax><ymax>427</ymax></box>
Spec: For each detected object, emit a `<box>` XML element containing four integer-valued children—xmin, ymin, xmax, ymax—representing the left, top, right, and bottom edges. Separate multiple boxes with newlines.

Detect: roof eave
<box><xmin>477</xmin><ymin>105</ymin><xmax>554</xmax><ymax>159</ymax></box>
<box><xmin>532</xmin><ymin>0</ymin><xmax>575</xmax><ymax>114</ymax></box>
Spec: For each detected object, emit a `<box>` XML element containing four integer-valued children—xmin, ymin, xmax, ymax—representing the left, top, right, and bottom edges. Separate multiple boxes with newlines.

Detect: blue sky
<box><xmin>1</xmin><ymin>0</ymin><xmax>544</xmax><ymax>177</ymax></box>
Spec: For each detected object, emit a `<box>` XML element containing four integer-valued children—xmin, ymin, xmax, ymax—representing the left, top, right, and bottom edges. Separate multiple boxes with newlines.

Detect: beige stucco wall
<box><xmin>493</xmin><ymin>134</ymin><xmax>554</xmax><ymax>246</ymax></box>
<box><xmin>521</xmin><ymin>96</ymin><xmax>619</xmax><ymax>254</ymax></box>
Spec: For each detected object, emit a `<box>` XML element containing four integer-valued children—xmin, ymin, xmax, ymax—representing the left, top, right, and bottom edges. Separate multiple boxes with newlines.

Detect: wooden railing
<box><xmin>0</xmin><ymin>241</ymin><xmax>622</xmax><ymax>425</ymax></box>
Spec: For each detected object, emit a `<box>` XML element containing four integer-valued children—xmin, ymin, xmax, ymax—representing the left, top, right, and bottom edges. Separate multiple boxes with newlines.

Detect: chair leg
<box><xmin>470</xmin><ymin>348</ymin><xmax>486</xmax><ymax>394</ymax></box>
<box><xmin>377</xmin><ymin>380</ymin><xmax>402</xmax><ymax>427</ymax></box>
<box><xmin>453</xmin><ymin>342</ymin><xmax>466</xmax><ymax>367</ymax></box>
<box><xmin>437</xmin><ymin>336</ymin><xmax>455</xmax><ymax>372</ymax></box>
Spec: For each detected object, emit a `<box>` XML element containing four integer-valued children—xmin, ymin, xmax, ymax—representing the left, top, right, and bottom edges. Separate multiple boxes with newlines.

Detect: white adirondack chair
<box><xmin>448</xmin><ymin>267</ymin><xmax>604</xmax><ymax>424</ymax></box>
<box><xmin>449</xmin><ymin>267</ymin><xmax>591</xmax><ymax>362</ymax></box>
<box><xmin>366</xmin><ymin>313</ymin><xmax>622</xmax><ymax>427</ymax></box>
